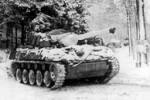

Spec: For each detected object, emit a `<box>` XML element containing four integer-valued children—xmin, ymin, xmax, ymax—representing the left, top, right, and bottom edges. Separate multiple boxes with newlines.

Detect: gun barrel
<box><xmin>78</xmin><ymin>27</ymin><xmax>116</xmax><ymax>40</ymax></box>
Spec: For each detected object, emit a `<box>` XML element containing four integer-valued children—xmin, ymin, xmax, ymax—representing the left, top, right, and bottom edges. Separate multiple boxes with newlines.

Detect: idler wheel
<box><xmin>36</xmin><ymin>70</ymin><xmax>43</xmax><ymax>86</ymax></box>
<box><xmin>22</xmin><ymin>69</ymin><xmax>28</xmax><ymax>84</ymax></box>
<box><xmin>16</xmin><ymin>68</ymin><xmax>22</xmax><ymax>83</ymax></box>
<box><xmin>43</xmin><ymin>71</ymin><xmax>51</xmax><ymax>87</ymax></box>
<box><xmin>29</xmin><ymin>70</ymin><xmax>35</xmax><ymax>85</ymax></box>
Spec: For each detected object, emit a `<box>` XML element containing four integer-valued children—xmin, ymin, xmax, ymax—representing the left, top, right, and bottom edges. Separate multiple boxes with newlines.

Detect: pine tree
<box><xmin>0</xmin><ymin>0</ymin><xmax>39</xmax><ymax>45</ymax></box>
<box><xmin>31</xmin><ymin>0</ymin><xmax>89</xmax><ymax>34</ymax></box>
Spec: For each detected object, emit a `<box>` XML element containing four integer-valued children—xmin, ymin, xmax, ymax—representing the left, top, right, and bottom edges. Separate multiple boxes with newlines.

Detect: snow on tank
<box><xmin>15</xmin><ymin>45</ymin><xmax>114</xmax><ymax>64</ymax></box>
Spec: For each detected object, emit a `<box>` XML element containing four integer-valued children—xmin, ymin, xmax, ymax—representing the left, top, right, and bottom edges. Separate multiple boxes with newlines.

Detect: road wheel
<box><xmin>36</xmin><ymin>70</ymin><xmax>43</xmax><ymax>86</ymax></box>
<box><xmin>22</xmin><ymin>69</ymin><xmax>28</xmax><ymax>84</ymax></box>
<box><xmin>29</xmin><ymin>70</ymin><xmax>35</xmax><ymax>85</ymax></box>
<box><xmin>16</xmin><ymin>68</ymin><xmax>22</xmax><ymax>83</ymax></box>
<box><xmin>43</xmin><ymin>71</ymin><xmax>51</xmax><ymax>87</ymax></box>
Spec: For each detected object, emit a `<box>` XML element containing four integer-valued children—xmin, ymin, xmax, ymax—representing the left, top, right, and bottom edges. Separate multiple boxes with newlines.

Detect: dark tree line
<box><xmin>0</xmin><ymin>0</ymin><xmax>89</xmax><ymax>35</ymax></box>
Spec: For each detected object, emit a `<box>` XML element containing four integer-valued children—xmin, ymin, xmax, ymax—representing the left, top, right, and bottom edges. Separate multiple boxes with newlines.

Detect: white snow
<box><xmin>17</xmin><ymin>45</ymin><xmax>114</xmax><ymax>62</ymax></box>
<box><xmin>15</xmin><ymin>2</ymin><xmax>31</xmax><ymax>8</ymax></box>
<box><xmin>34</xmin><ymin>32</ymin><xmax>47</xmax><ymax>38</ymax></box>
<box><xmin>0</xmin><ymin>47</ymin><xmax>150</xmax><ymax>100</ymax></box>
<box><xmin>112</xmin><ymin>47</ymin><xmax>150</xmax><ymax>86</ymax></box>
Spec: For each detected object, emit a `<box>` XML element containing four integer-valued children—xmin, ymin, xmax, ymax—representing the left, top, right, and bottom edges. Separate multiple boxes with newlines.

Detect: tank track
<box><xmin>99</xmin><ymin>57</ymin><xmax>120</xmax><ymax>83</ymax></box>
<box><xmin>11</xmin><ymin>61</ymin><xmax>66</xmax><ymax>90</ymax></box>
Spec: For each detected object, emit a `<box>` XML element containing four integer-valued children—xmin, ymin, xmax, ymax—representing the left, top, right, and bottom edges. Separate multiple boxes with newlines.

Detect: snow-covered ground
<box><xmin>113</xmin><ymin>47</ymin><xmax>150</xmax><ymax>86</ymax></box>
<box><xmin>0</xmin><ymin>47</ymin><xmax>150</xmax><ymax>100</ymax></box>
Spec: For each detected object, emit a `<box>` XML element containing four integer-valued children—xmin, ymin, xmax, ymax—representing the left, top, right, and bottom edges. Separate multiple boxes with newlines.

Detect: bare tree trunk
<box><xmin>136</xmin><ymin>0</ymin><xmax>140</xmax><ymax>40</ymax></box>
<box><xmin>128</xmin><ymin>11</ymin><xmax>133</xmax><ymax>56</ymax></box>
<box><xmin>135</xmin><ymin>0</ymin><xmax>147</xmax><ymax>67</ymax></box>
<box><xmin>125</xmin><ymin>0</ymin><xmax>133</xmax><ymax>56</ymax></box>
<box><xmin>21</xmin><ymin>23</ymin><xmax>25</xmax><ymax>45</ymax></box>
<box><xmin>138</xmin><ymin>0</ymin><xmax>146</xmax><ymax>40</ymax></box>
<box><xmin>15</xmin><ymin>26</ymin><xmax>17</xmax><ymax>48</ymax></box>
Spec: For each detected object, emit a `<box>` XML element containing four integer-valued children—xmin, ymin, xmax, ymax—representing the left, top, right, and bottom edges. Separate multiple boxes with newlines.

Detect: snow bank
<box><xmin>0</xmin><ymin>50</ymin><xmax>12</xmax><ymax>79</ymax></box>
<box><xmin>0</xmin><ymin>50</ymin><xmax>9</xmax><ymax>62</ymax></box>
<box><xmin>0</xmin><ymin>61</ymin><xmax>13</xmax><ymax>79</ymax></box>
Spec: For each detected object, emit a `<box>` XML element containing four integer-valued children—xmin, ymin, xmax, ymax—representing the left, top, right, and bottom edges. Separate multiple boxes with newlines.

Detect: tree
<box><xmin>114</xmin><ymin>0</ymin><xmax>147</xmax><ymax>67</ymax></box>
<box><xmin>136</xmin><ymin>0</ymin><xmax>146</xmax><ymax>40</ymax></box>
<box><xmin>30</xmin><ymin>0</ymin><xmax>89</xmax><ymax>34</ymax></box>
<box><xmin>135</xmin><ymin>0</ymin><xmax>147</xmax><ymax>67</ymax></box>
<box><xmin>114</xmin><ymin>0</ymin><xmax>135</xmax><ymax>56</ymax></box>
<box><xmin>0</xmin><ymin>0</ymin><xmax>39</xmax><ymax>46</ymax></box>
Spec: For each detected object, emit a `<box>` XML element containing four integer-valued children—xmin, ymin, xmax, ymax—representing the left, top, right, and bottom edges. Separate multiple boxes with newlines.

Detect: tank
<box><xmin>10</xmin><ymin>45</ymin><xmax>119</xmax><ymax>89</ymax></box>
<box><xmin>9</xmin><ymin>27</ymin><xmax>119</xmax><ymax>89</ymax></box>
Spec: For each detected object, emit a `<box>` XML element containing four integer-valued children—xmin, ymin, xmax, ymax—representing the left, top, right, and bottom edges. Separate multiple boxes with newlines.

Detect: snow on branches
<box><xmin>31</xmin><ymin>0</ymin><xmax>89</xmax><ymax>34</ymax></box>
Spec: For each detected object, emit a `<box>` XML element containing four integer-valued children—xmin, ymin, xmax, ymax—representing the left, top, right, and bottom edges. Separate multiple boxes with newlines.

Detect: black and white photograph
<box><xmin>0</xmin><ymin>0</ymin><xmax>150</xmax><ymax>100</ymax></box>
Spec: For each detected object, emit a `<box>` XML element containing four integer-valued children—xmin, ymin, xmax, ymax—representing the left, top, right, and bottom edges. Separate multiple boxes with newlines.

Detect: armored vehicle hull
<box><xmin>11</xmin><ymin>45</ymin><xmax>119</xmax><ymax>89</ymax></box>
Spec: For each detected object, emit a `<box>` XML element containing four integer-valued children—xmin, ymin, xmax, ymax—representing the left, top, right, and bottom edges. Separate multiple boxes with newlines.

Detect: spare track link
<box><xmin>11</xmin><ymin>61</ymin><xmax>66</xmax><ymax>90</ymax></box>
<box><xmin>101</xmin><ymin>57</ymin><xmax>120</xmax><ymax>83</ymax></box>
